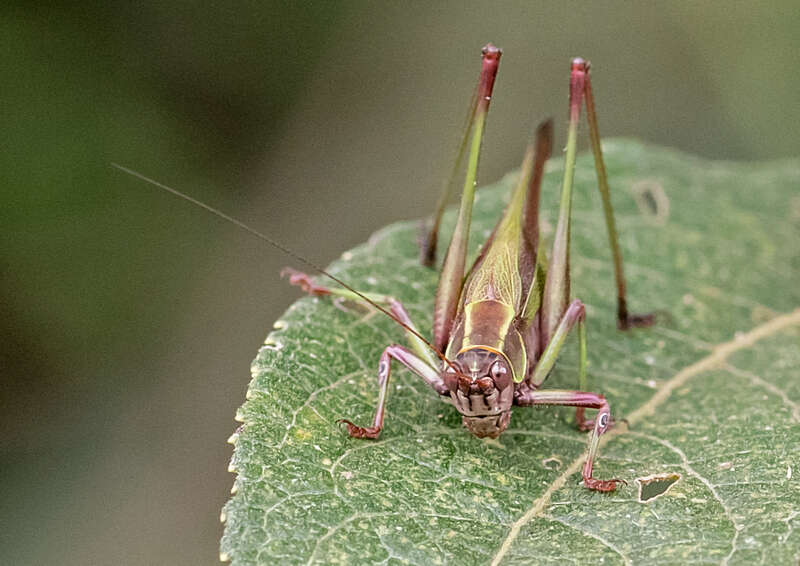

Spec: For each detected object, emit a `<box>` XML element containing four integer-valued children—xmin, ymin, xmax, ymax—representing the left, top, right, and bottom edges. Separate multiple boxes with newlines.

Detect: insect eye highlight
<box><xmin>490</xmin><ymin>360</ymin><xmax>507</xmax><ymax>380</ymax></box>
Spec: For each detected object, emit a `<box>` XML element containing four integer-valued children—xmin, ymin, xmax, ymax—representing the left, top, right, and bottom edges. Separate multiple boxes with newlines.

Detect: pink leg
<box><xmin>338</xmin><ymin>344</ymin><xmax>447</xmax><ymax>439</ymax></box>
<box><xmin>516</xmin><ymin>388</ymin><xmax>624</xmax><ymax>492</ymax></box>
<box><xmin>281</xmin><ymin>267</ymin><xmax>331</xmax><ymax>296</ymax></box>
<box><xmin>283</xmin><ymin>267</ymin><xmax>438</xmax><ymax>368</ymax></box>
<box><xmin>283</xmin><ymin>267</ymin><xmax>418</xmax><ymax>330</ymax></box>
<box><xmin>528</xmin><ymin>299</ymin><xmax>595</xmax><ymax>431</ymax></box>
<box><xmin>574</xmin><ymin>408</ymin><xmax>623</xmax><ymax>432</ymax></box>
<box><xmin>575</xmin><ymin>407</ymin><xmax>593</xmax><ymax>431</ymax></box>
<box><xmin>574</xmin><ymin>407</ymin><xmax>622</xmax><ymax>432</ymax></box>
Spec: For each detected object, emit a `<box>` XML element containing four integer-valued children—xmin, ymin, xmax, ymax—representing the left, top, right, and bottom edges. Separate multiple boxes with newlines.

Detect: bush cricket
<box><xmin>115</xmin><ymin>44</ymin><xmax>653</xmax><ymax>492</ymax></box>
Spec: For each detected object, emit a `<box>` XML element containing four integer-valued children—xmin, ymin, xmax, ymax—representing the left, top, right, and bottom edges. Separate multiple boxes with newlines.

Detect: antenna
<box><xmin>111</xmin><ymin>163</ymin><xmax>461</xmax><ymax>373</ymax></box>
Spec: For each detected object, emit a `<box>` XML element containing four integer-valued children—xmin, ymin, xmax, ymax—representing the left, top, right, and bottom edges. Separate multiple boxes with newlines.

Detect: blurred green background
<box><xmin>2</xmin><ymin>2</ymin><xmax>798</xmax><ymax>564</ymax></box>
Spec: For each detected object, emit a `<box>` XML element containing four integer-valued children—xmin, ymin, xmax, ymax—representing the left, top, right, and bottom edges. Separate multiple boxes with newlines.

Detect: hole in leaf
<box><xmin>636</xmin><ymin>473</ymin><xmax>681</xmax><ymax>502</ymax></box>
<box><xmin>541</xmin><ymin>456</ymin><xmax>562</xmax><ymax>470</ymax></box>
<box><xmin>631</xmin><ymin>180</ymin><xmax>670</xmax><ymax>225</ymax></box>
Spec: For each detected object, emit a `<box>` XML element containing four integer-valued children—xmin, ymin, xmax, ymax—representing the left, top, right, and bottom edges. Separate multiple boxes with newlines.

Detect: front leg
<box><xmin>515</xmin><ymin>388</ymin><xmax>623</xmax><ymax>492</ymax></box>
<box><xmin>339</xmin><ymin>344</ymin><xmax>448</xmax><ymax>439</ymax></box>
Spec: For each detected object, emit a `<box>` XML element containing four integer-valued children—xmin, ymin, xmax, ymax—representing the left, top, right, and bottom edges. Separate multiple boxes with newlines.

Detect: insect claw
<box><xmin>336</xmin><ymin>419</ymin><xmax>381</xmax><ymax>439</ymax></box>
<box><xmin>279</xmin><ymin>266</ymin><xmax>299</xmax><ymax>279</ymax></box>
<box><xmin>282</xmin><ymin>267</ymin><xmax>332</xmax><ymax>296</ymax></box>
<box><xmin>584</xmin><ymin>477</ymin><xmax>626</xmax><ymax>492</ymax></box>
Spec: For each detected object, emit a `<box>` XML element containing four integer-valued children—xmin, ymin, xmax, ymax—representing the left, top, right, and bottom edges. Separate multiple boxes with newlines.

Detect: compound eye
<box><xmin>490</xmin><ymin>360</ymin><xmax>507</xmax><ymax>381</ymax></box>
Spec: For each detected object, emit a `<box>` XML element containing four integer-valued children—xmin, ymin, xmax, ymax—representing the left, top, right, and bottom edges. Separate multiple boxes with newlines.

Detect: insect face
<box><xmin>444</xmin><ymin>348</ymin><xmax>514</xmax><ymax>438</ymax></box>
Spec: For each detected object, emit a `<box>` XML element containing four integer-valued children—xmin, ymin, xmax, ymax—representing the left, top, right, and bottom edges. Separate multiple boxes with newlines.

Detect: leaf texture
<box><xmin>221</xmin><ymin>141</ymin><xmax>800</xmax><ymax>565</ymax></box>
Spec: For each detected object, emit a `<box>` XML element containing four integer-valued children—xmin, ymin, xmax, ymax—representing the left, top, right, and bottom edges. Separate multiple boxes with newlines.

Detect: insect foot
<box><xmin>281</xmin><ymin>267</ymin><xmax>331</xmax><ymax>296</ymax></box>
<box><xmin>336</xmin><ymin>419</ymin><xmax>381</xmax><ymax>440</ymax></box>
<box><xmin>618</xmin><ymin>310</ymin><xmax>657</xmax><ymax>330</ymax></box>
<box><xmin>583</xmin><ymin>477</ymin><xmax>627</xmax><ymax>492</ymax></box>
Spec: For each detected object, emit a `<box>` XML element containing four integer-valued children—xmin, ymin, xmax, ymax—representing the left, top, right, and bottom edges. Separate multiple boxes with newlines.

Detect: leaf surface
<box><xmin>221</xmin><ymin>141</ymin><xmax>800</xmax><ymax>565</ymax></box>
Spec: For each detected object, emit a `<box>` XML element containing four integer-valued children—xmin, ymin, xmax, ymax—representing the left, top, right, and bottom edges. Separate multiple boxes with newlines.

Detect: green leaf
<box><xmin>220</xmin><ymin>140</ymin><xmax>800</xmax><ymax>565</ymax></box>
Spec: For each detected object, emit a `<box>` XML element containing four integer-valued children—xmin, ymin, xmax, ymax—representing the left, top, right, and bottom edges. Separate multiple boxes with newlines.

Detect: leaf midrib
<box><xmin>489</xmin><ymin>307</ymin><xmax>800</xmax><ymax>566</ymax></box>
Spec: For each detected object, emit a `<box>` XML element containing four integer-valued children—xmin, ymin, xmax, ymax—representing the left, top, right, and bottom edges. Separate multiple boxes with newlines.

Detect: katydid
<box><xmin>115</xmin><ymin>44</ymin><xmax>653</xmax><ymax>492</ymax></box>
<box><xmin>286</xmin><ymin>47</ymin><xmax>654</xmax><ymax>491</ymax></box>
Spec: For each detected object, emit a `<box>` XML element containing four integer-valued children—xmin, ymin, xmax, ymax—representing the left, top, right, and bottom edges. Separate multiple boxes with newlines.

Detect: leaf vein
<box><xmin>541</xmin><ymin>513</ymin><xmax>632</xmax><ymax>566</ymax></box>
<box><xmin>489</xmin><ymin>307</ymin><xmax>800</xmax><ymax>566</ymax></box>
<box><xmin>628</xmin><ymin>431</ymin><xmax>741</xmax><ymax>564</ymax></box>
<box><xmin>723</xmin><ymin>362</ymin><xmax>800</xmax><ymax>423</ymax></box>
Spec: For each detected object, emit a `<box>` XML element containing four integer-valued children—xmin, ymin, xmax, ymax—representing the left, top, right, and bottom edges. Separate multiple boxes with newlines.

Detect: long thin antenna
<box><xmin>111</xmin><ymin>163</ymin><xmax>460</xmax><ymax>371</ymax></box>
